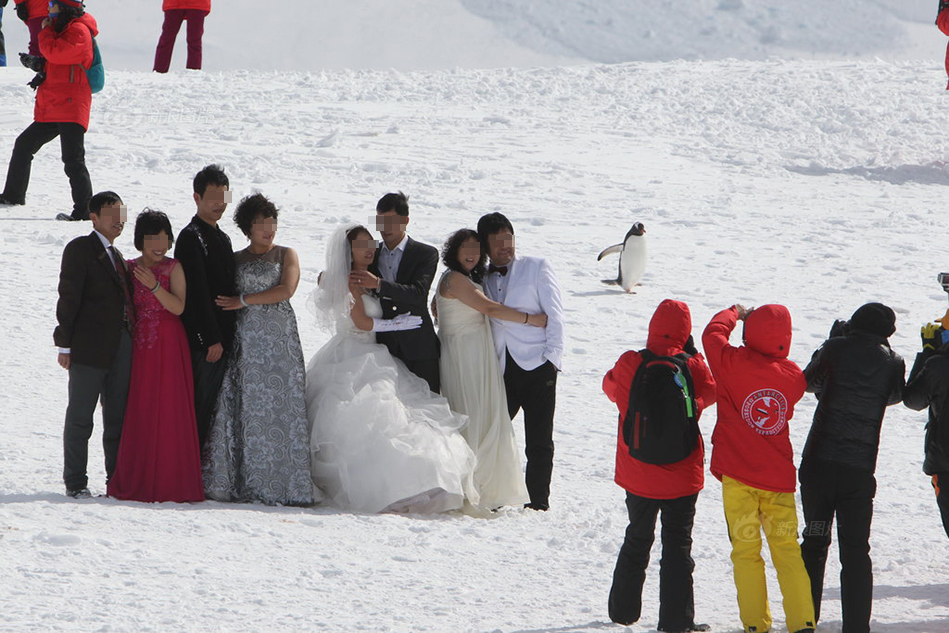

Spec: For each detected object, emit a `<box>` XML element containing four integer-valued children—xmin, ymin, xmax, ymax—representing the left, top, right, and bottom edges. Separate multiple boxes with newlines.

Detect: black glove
<box><xmin>15</xmin><ymin>2</ymin><xmax>29</xmax><ymax>21</ymax></box>
<box><xmin>683</xmin><ymin>335</ymin><xmax>698</xmax><ymax>356</ymax></box>
<box><xmin>19</xmin><ymin>53</ymin><xmax>46</xmax><ymax>73</ymax></box>
<box><xmin>27</xmin><ymin>72</ymin><xmax>46</xmax><ymax>91</ymax></box>
<box><xmin>829</xmin><ymin>319</ymin><xmax>850</xmax><ymax>339</ymax></box>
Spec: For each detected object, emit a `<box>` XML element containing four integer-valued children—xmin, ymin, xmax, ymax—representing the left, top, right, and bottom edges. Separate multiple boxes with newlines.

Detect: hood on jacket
<box><xmin>742</xmin><ymin>304</ymin><xmax>792</xmax><ymax>358</ymax></box>
<box><xmin>647</xmin><ymin>299</ymin><xmax>691</xmax><ymax>354</ymax></box>
<box><xmin>849</xmin><ymin>302</ymin><xmax>896</xmax><ymax>339</ymax></box>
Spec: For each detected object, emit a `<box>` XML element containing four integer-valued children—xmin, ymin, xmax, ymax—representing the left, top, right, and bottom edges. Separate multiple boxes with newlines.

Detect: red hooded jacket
<box><xmin>702</xmin><ymin>305</ymin><xmax>806</xmax><ymax>493</ymax></box>
<box><xmin>35</xmin><ymin>13</ymin><xmax>98</xmax><ymax>131</ymax></box>
<box><xmin>603</xmin><ymin>299</ymin><xmax>717</xmax><ymax>500</ymax></box>
<box><xmin>14</xmin><ymin>0</ymin><xmax>49</xmax><ymax>21</ymax></box>
<box><xmin>163</xmin><ymin>0</ymin><xmax>211</xmax><ymax>12</ymax></box>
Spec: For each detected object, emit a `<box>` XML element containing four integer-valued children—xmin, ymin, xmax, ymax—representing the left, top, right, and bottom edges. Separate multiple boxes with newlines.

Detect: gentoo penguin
<box><xmin>597</xmin><ymin>222</ymin><xmax>647</xmax><ymax>293</ymax></box>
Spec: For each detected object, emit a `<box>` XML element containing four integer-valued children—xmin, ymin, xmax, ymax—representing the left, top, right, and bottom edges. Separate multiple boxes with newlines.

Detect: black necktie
<box><xmin>109</xmin><ymin>246</ymin><xmax>136</xmax><ymax>331</ymax></box>
<box><xmin>489</xmin><ymin>264</ymin><xmax>508</xmax><ymax>276</ymax></box>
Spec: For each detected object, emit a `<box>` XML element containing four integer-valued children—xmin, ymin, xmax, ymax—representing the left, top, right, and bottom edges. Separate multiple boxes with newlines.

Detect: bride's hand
<box><xmin>527</xmin><ymin>313</ymin><xmax>548</xmax><ymax>328</ymax></box>
<box><xmin>348</xmin><ymin>280</ymin><xmax>364</xmax><ymax>298</ymax></box>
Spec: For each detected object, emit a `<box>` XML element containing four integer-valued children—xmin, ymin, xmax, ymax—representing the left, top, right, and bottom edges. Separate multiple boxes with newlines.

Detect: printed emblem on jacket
<box><xmin>740</xmin><ymin>389</ymin><xmax>788</xmax><ymax>436</ymax></box>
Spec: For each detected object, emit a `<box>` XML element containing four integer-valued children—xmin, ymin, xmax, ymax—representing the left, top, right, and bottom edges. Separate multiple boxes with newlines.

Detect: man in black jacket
<box><xmin>350</xmin><ymin>192</ymin><xmax>440</xmax><ymax>393</ymax></box>
<box><xmin>174</xmin><ymin>164</ymin><xmax>235</xmax><ymax>449</ymax></box>
<box><xmin>903</xmin><ymin>321</ymin><xmax>949</xmax><ymax>539</ymax></box>
<box><xmin>54</xmin><ymin>191</ymin><xmax>134</xmax><ymax>498</ymax></box>
<box><xmin>799</xmin><ymin>303</ymin><xmax>905</xmax><ymax>633</ymax></box>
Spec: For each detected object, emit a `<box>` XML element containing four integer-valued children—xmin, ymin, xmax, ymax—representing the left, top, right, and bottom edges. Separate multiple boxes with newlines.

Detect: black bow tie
<box><xmin>489</xmin><ymin>264</ymin><xmax>508</xmax><ymax>276</ymax></box>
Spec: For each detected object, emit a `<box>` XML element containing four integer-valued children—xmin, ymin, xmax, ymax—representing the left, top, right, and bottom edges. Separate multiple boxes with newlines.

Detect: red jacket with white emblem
<box><xmin>702</xmin><ymin>305</ymin><xmax>806</xmax><ymax>493</ymax></box>
<box><xmin>36</xmin><ymin>13</ymin><xmax>98</xmax><ymax>130</ymax></box>
<box><xmin>603</xmin><ymin>299</ymin><xmax>717</xmax><ymax>500</ymax></box>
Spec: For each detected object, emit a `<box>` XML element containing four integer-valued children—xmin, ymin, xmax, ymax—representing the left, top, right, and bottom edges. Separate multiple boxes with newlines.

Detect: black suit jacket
<box><xmin>54</xmin><ymin>232</ymin><xmax>133</xmax><ymax>369</ymax></box>
<box><xmin>371</xmin><ymin>237</ymin><xmax>440</xmax><ymax>362</ymax></box>
<box><xmin>174</xmin><ymin>215</ymin><xmax>237</xmax><ymax>352</ymax></box>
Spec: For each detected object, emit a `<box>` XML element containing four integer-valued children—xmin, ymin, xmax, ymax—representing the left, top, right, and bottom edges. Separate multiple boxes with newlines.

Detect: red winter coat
<box><xmin>603</xmin><ymin>299</ymin><xmax>717</xmax><ymax>500</ymax></box>
<box><xmin>36</xmin><ymin>13</ymin><xmax>97</xmax><ymax>131</ymax></box>
<box><xmin>702</xmin><ymin>305</ymin><xmax>806</xmax><ymax>493</ymax></box>
<box><xmin>163</xmin><ymin>0</ymin><xmax>211</xmax><ymax>12</ymax></box>
<box><xmin>14</xmin><ymin>0</ymin><xmax>49</xmax><ymax>21</ymax></box>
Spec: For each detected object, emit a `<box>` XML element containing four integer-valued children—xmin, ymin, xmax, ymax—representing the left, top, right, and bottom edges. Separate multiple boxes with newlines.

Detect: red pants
<box><xmin>153</xmin><ymin>9</ymin><xmax>207</xmax><ymax>72</ymax></box>
<box><xmin>26</xmin><ymin>16</ymin><xmax>44</xmax><ymax>56</ymax></box>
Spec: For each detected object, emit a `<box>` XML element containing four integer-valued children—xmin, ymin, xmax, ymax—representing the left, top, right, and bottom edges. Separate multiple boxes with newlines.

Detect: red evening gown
<box><xmin>107</xmin><ymin>257</ymin><xmax>204</xmax><ymax>502</ymax></box>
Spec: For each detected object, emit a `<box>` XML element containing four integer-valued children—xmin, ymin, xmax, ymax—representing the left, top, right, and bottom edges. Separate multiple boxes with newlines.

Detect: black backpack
<box><xmin>623</xmin><ymin>349</ymin><xmax>699</xmax><ymax>465</ymax></box>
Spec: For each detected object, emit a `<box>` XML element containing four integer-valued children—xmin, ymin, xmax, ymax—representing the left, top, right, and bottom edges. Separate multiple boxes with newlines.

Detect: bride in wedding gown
<box><xmin>305</xmin><ymin>224</ymin><xmax>477</xmax><ymax>514</ymax></box>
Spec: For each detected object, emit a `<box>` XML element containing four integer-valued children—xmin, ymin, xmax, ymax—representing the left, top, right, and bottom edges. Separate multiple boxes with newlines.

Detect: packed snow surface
<box><xmin>2</xmin><ymin>55</ymin><xmax>949</xmax><ymax>631</ymax></box>
<box><xmin>1</xmin><ymin>0</ymin><xmax>947</xmax><ymax>71</ymax></box>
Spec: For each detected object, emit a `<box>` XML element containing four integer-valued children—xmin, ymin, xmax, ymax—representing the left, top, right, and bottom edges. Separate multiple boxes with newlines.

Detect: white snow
<box><xmin>2</xmin><ymin>2</ymin><xmax>949</xmax><ymax>632</ymax></box>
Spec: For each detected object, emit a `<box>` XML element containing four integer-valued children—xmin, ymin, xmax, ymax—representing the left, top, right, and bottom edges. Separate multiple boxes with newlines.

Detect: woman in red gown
<box><xmin>108</xmin><ymin>210</ymin><xmax>204</xmax><ymax>502</ymax></box>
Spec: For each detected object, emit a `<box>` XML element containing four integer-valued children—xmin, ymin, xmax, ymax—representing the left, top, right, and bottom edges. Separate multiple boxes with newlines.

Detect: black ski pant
<box><xmin>800</xmin><ymin>459</ymin><xmax>876</xmax><ymax>633</ymax></box>
<box><xmin>934</xmin><ymin>473</ymin><xmax>949</xmax><ymax>539</ymax></box>
<box><xmin>2</xmin><ymin>121</ymin><xmax>93</xmax><ymax>218</ymax></box>
<box><xmin>609</xmin><ymin>491</ymin><xmax>698</xmax><ymax>630</ymax></box>
<box><xmin>503</xmin><ymin>351</ymin><xmax>556</xmax><ymax>508</ymax></box>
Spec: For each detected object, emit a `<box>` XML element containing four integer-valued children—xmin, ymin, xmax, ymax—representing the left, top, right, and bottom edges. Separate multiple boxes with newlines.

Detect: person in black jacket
<box><xmin>173</xmin><ymin>164</ymin><xmax>236</xmax><ymax>449</ymax></box>
<box><xmin>799</xmin><ymin>302</ymin><xmax>905</xmax><ymax>633</ymax></box>
<box><xmin>350</xmin><ymin>192</ymin><xmax>441</xmax><ymax>393</ymax></box>
<box><xmin>903</xmin><ymin>321</ymin><xmax>949</xmax><ymax>539</ymax></box>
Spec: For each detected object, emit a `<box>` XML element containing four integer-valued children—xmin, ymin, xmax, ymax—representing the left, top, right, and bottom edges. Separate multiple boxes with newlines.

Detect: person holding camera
<box><xmin>903</xmin><ymin>306</ymin><xmax>949</xmax><ymax>540</ymax></box>
<box><xmin>0</xmin><ymin>0</ymin><xmax>97</xmax><ymax>221</ymax></box>
<box><xmin>799</xmin><ymin>303</ymin><xmax>905</xmax><ymax>633</ymax></box>
<box><xmin>13</xmin><ymin>0</ymin><xmax>48</xmax><ymax>55</ymax></box>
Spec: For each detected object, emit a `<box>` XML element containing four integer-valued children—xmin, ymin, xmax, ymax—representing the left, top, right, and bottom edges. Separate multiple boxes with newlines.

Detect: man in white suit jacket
<box><xmin>478</xmin><ymin>212</ymin><xmax>565</xmax><ymax>510</ymax></box>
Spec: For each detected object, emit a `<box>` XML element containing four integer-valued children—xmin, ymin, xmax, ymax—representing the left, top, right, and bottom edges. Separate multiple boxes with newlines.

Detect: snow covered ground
<box><xmin>2</xmin><ymin>54</ymin><xmax>949</xmax><ymax>631</ymax></box>
<box><xmin>2</xmin><ymin>0</ymin><xmax>948</xmax><ymax>72</ymax></box>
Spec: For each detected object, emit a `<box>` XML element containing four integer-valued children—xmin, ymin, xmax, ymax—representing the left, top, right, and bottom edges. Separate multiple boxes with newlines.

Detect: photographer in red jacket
<box><xmin>0</xmin><ymin>0</ymin><xmax>96</xmax><ymax>221</ymax></box>
<box><xmin>603</xmin><ymin>299</ymin><xmax>716</xmax><ymax>633</ymax></box>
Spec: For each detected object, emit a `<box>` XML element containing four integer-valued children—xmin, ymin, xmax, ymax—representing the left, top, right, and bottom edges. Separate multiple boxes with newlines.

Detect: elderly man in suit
<box><xmin>54</xmin><ymin>191</ymin><xmax>134</xmax><ymax>498</ymax></box>
<box><xmin>350</xmin><ymin>191</ymin><xmax>441</xmax><ymax>393</ymax></box>
<box><xmin>478</xmin><ymin>212</ymin><xmax>565</xmax><ymax>511</ymax></box>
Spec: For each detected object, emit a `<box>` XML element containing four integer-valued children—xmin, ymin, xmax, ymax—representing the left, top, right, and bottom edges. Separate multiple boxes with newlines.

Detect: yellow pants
<box><xmin>722</xmin><ymin>476</ymin><xmax>816</xmax><ymax>633</ymax></box>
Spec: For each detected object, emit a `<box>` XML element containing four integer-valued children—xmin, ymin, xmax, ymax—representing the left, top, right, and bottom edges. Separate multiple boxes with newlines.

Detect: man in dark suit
<box><xmin>54</xmin><ymin>191</ymin><xmax>134</xmax><ymax>498</ymax></box>
<box><xmin>174</xmin><ymin>164</ymin><xmax>236</xmax><ymax>449</ymax></box>
<box><xmin>351</xmin><ymin>192</ymin><xmax>441</xmax><ymax>393</ymax></box>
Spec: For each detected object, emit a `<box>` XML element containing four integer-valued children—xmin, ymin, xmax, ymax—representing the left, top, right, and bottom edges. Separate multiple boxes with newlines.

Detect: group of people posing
<box><xmin>603</xmin><ymin>299</ymin><xmax>949</xmax><ymax>633</ymax></box>
<box><xmin>54</xmin><ymin>164</ymin><xmax>565</xmax><ymax>516</ymax></box>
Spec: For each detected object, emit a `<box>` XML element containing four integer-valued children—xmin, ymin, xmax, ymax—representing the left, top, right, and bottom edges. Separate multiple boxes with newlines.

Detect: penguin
<box><xmin>597</xmin><ymin>222</ymin><xmax>647</xmax><ymax>293</ymax></box>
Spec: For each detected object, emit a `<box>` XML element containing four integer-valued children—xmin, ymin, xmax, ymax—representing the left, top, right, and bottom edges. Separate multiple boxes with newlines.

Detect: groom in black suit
<box><xmin>54</xmin><ymin>191</ymin><xmax>134</xmax><ymax>498</ymax></box>
<box><xmin>351</xmin><ymin>192</ymin><xmax>441</xmax><ymax>393</ymax></box>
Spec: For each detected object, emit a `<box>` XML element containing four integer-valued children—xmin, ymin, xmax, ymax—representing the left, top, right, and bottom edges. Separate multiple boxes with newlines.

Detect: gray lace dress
<box><xmin>203</xmin><ymin>245</ymin><xmax>313</xmax><ymax>506</ymax></box>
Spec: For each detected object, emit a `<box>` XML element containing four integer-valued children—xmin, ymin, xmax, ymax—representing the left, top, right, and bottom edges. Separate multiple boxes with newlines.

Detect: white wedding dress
<box><xmin>306</xmin><ymin>293</ymin><xmax>478</xmax><ymax>514</ymax></box>
<box><xmin>436</xmin><ymin>273</ymin><xmax>529</xmax><ymax>510</ymax></box>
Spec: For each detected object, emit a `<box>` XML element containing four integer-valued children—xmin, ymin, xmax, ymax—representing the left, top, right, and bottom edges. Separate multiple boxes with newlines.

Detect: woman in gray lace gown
<box><xmin>203</xmin><ymin>194</ymin><xmax>313</xmax><ymax>506</ymax></box>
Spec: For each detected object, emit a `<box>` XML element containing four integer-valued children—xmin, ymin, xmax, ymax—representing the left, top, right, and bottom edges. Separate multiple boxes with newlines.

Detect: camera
<box><xmin>19</xmin><ymin>53</ymin><xmax>46</xmax><ymax>73</ymax></box>
<box><xmin>938</xmin><ymin>273</ymin><xmax>949</xmax><ymax>294</ymax></box>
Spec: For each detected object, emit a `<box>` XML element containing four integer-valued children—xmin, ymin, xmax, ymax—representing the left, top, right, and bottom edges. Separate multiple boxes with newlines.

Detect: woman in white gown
<box><xmin>306</xmin><ymin>224</ymin><xmax>477</xmax><ymax>514</ymax></box>
<box><xmin>436</xmin><ymin>229</ymin><xmax>547</xmax><ymax>511</ymax></box>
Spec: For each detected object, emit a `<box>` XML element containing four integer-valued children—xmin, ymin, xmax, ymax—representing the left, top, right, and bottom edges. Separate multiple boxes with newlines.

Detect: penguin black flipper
<box><xmin>597</xmin><ymin>244</ymin><xmax>623</xmax><ymax>261</ymax></box>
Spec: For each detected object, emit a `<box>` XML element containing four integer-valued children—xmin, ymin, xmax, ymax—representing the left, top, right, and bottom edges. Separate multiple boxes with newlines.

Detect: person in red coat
<box><xmin>603</xmin><ymin>299</ymin><xmax>716</xmax><ymax>633</ymax></box>
<box><xmin>938</xmin><ymin>1</ymin><xmax>949</xmax><ymax>88</ymax></box>
<box><xmin>702</xmin><ymin>304</ymin><xmax>815</xmax><ymax>633</ymax></box>
<box><xmin>14</xmin><ymin>0</ymin><xmax>48</xmax><ymax>55</ymax></box>
<box><xmin>0</xmin><ymin>0</ymin><xmax>96</xmax><ymax>221</ymax></box>
<box><xmin>154</xmin><ymin>0</ymin><xmax>210</xmax><ymax>73</ymax></box>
